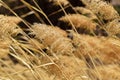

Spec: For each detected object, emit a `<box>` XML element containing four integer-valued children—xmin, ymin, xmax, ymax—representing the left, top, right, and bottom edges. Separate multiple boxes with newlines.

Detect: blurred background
<box><xmin>112</xmin><ymin>0</ymin><xmax>120</xmax><ymax>14</ymax></box>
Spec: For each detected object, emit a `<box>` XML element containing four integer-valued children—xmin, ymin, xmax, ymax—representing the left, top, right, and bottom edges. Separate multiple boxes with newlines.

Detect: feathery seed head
<box><xmin>106</xmin><ymin>19</ymin><xmax>120</xmax><ymax>35</ymax></box>
<box><xmin>74</xmin><ymin>7</ymin><xmax>98</xmax><ymax>20</ymax></box>
<box><xmin>59</xmin><ymin>14</ymin><xmax>97</xmax><ymax>32</ymax></box>
<box><xmin>32</xmin><ymin>23</ymin><xmax>74</xmax><ymax>55</ymax></box>
<box><xmin>52</xmin><ymin>0</ymin><xmax>69</xmax><ymax>6</ymax></box>
<box><xmin>82</xmin><ymin>0</ymin><xmax>119</xmax><ymax>20</ymax></box>
<box><xmin>0</xmin><ymin>15</ymin><xmax>22</xmax><ymax>38</ymax></box>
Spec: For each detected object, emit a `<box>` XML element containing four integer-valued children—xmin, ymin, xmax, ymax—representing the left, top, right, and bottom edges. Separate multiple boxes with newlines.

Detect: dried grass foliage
<box><xmin>0</xmin><ymin>55</ymin><xmax>56</xmax><ymax>80</ymax></box>
<box><xmin>74</xmin><ymin>7</ymin><xmax>98</xmax><ymax>20</ymax></box>
<box><xmin>43</xmin><ymin>55</ymin><xmax>87</xmax><ymax>80</ymax></box>
<box><xmin>59</xmin><ymin>14</ymin><xmax>97</xmax><ymax>31</ymax></box>
<box><xmin>0</xmin><ymin>40</ymin><xmax>10</xmax><ymax>58</ymax></box>
<box><xmin>0</xmin><ymin>15</ymin><xmax>22</xmax><ymax>58</ymax></box>
<box><xmin>0</xmin><ymin>15</ymin><xmax>22</xmax><ymax>38</ymax></box>
<box><xmin>31</xmin><ymin>23</ymin><xmax>74</xmax><ymax>56</ymax></box>
<box><xmin>52</xmin><ymin>0</ymin><xmax>69</xmax><ymax>6</ymax></box>
<box><xmin>71</xmin><ymin>31</ymin><xmax>120</xmax><ymax>64</ymax></box>
<box><xmin>0</xmin><ymin>0</ymin><xmax>120</xmax><ymax>80</ymax></box>
<box><xmin>106</xmin><ymin>19</ymin><xmax>120</xmax><ymax>35</ymax></box>
<box><xmin>89</xmin><ymin>65</ymin><xmax>120</xmax><ymax>80</ymax></box>
<box><xmin>82</xmin><ymin>0</ymin><xmax>119</xmax><ymax>20</ymax></box>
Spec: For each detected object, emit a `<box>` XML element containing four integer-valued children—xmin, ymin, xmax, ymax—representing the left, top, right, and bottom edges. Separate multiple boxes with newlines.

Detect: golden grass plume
<box><xmin>31</xmin><ymin>23</ymin><xmax>74</xmax><ymax>56</ymax></box>
<box><xmin>81</xmin><ymin>0</ymin><xmax>119</xmax><ymax>20</ymax></box>
<box><xmin>59</xmin><ymin>14</ymin><xmax>97</xmax><ymax>33</ymax></box>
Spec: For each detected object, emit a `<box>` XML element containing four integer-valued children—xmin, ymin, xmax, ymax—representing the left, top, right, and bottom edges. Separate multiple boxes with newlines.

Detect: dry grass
<box><xmin>82</xmin><ymin>0</ymin><xmax>119</xmax><ymax>20</ymax></box>
<box><xmin>31</xmin><ymin>23</ymin><xmax>74</xmax><ymax>56</ymax></box>
<box><xmin>106</xmin><ymin>18</ymin><xmax>120</xmax><ymax>36</ymax></box>
<box><xmin>59</xmin><ymin>14</ymin><xmax>97</xmax><ymax>33</ymax></box>
<box><xmin>74</xmin><ymin>7</ymin><xmax>98</xmax><ymax>20</ymax></box>
<box><xmin>0</xmin><ymin>0</ymin><xmax>120</xmax><ymax>80</ymax></box>
<box><xmin>71</xmin><ymin>31</ymin><xmax>120</xmax><ymax>64</ymax></box>
<box><xmin>89</xmin><ymin>65</ymin><xmax>120</xmax><ymax>80</ymax></box>
<box><xmin>52</xmin><ymin>0</ymin><xmax>69</xmax><ymax>6</ymax></box>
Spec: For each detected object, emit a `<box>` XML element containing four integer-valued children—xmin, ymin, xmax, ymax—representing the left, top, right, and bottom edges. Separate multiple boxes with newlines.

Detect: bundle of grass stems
<box><xmin>0</xmin><ymin>0</ymin><xmax>120</xmax><ymax>80</ymax></box>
